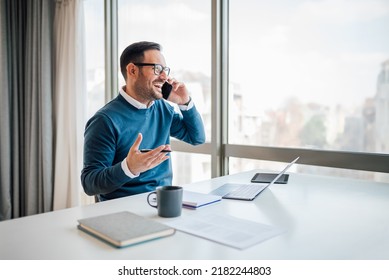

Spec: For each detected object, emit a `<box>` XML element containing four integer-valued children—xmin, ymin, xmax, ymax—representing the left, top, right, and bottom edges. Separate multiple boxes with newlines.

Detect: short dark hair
<box><xmin>119</xmin><ymin>41</ymin><xmax>162</xmax><ymax>80</ymax></box>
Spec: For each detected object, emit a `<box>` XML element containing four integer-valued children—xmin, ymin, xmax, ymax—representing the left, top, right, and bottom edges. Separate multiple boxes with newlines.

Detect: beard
<box><xmin>134</xmin><ymin>73</ymin><xmax>163</xmax><ymax>102</ymax></box>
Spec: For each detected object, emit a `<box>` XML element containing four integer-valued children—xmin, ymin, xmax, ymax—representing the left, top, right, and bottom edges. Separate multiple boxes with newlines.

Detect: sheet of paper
<box><xmin>167</xmin><ymin>212</ymin><xmax>284</xmax><ymax>250</ymax></box>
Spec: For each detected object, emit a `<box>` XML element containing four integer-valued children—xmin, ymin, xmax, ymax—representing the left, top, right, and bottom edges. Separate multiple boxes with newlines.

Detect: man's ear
<box><xmin>126</xmin><ymin>63</ymin><xmax>137</xmax><ymax>77</ymax></box>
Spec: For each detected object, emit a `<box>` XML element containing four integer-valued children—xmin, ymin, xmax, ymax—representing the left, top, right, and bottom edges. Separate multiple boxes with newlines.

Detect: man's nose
<box><xmin>159</xmin><ymin>71</ymin><xmax>168</xmax><ymax>81</ymax></box>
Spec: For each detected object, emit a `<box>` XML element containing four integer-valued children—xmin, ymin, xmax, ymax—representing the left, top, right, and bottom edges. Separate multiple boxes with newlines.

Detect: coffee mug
<box><xmin>147</xmin><ymin>186</ymin><xmax>183</xmax><ymax>218</ymax></box>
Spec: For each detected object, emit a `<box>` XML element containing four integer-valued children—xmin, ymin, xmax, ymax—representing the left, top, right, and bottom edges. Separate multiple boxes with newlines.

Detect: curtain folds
<box><xmin>53</xmin><ymin>0</ymin><xmax>86</xmax><ymax>210</ymax></box>
<box><xmin>25</xmin><ymin>0</ymin><xmax>54</xmax><ymax>216</ymax></box>
<box><xmin>0</xmin><ymin>0</ymin><xmax>85</xmax><ymax>220</ymax></box>
<box><xmin>0</xmin><ymin>0</ymin><xmax>54</xmax><ymax>220</ymax></box>
<box><xmin>0</xmin><ymin>0</ymin><xmax>12</xmax><ymax>220</ymax></box>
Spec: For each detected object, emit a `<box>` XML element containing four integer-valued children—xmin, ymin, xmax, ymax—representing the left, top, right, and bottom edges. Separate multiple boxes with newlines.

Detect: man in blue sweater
<box><xmin>81</xmin><ymin>41</ymin><xmax>205</xmax><ymax>201</ymax></box>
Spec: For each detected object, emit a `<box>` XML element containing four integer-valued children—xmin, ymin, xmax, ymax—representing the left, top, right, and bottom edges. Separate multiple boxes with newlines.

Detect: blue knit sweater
<box><xmin>81</xmin><ymin>94</ymin><xmax>205</xmax><ymax>201</ymax></box>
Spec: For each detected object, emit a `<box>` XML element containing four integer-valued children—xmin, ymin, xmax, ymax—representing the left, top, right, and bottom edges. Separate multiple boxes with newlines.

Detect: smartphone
<box><xmin>251</xmin><ymin>173</ymin><xmax>289</xmax><ymax>184</ymax></box>
<box><xmin>162</xmin><ymin>82</ymin><xmax>173</xmax><ymax>100</ymax></box>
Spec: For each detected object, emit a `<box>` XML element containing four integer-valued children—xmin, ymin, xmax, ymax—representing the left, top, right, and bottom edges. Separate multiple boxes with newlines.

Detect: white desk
<box><xmin>1</xmin><ymin>171</ymin><xmax>389</xmax><ymax>260</ymax></box>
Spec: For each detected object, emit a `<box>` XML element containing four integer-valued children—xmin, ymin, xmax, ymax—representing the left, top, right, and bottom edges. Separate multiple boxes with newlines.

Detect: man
<box><xmin>81</xmin><ymin>41</ymin><xmax>205</xmax><ymax>201</ymax></box>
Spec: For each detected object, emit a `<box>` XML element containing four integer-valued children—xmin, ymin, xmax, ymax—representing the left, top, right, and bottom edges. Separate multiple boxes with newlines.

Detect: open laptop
<box><xmin>209</xmin><ymin>157</ymin><xmax>299</xmax><ymax>201</ymax></box>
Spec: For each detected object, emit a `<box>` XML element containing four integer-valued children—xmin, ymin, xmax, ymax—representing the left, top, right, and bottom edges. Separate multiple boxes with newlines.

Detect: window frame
<box><xmin>105</xmin><ymin>0</ymin><xmax>389</xmax><ymax>178</ymax></box>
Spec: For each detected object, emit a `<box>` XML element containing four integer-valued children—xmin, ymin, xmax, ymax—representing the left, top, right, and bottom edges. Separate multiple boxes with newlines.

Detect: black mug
<box><xmin>147</xmin><ymin>186</ymin><xmax>183</xmax><ymax>218</ymax></box>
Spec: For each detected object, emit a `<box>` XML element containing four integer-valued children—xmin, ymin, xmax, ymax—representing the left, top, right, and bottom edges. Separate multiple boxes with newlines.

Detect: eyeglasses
<box><xmin>134</xmin><ymin>63</ymin><xmax>170</xmax><ymax>76</ymax></box>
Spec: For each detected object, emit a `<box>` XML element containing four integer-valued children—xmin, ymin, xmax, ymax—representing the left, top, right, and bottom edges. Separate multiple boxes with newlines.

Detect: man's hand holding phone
<box><xmin>161</xmin><ymin>82</ymin><xmax>173</xmax><ymax>100</ymax></box>
<box><xmin>161</xmin><ymin>78</ymin><xmax>191</xmax><ymax>105</ymax></box>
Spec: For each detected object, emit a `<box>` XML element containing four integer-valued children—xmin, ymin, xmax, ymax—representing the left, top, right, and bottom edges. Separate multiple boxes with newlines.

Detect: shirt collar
<box><xmin>119</xmin><ymin>86</ymin><xmax>154</xmax><ymax>109</ymax></box>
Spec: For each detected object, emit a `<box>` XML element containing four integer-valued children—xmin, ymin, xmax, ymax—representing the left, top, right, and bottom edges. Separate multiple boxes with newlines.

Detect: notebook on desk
<box><xmin>77</xmin><ymin>211</ymin><xmax>175</xmax><ymax>248</ymax></box>
<box><xmin>209</xmin><ymin>157</ymin><xmax>299</xmax><ymax>201</ymax></box>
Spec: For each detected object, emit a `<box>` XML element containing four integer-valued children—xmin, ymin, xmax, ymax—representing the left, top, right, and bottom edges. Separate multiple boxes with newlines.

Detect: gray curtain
<box><xmin>0</xmin><ymin>0</ymin><xmax>11</xmax><ymax>220</ymax></box>
<box><xmin>0</xmin><ymin>0</ymin><xmax>54</xmax><ymax>221</ymax></box>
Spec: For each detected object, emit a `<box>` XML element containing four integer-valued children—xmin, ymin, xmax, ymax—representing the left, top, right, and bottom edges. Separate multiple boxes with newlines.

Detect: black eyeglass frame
<box><xmin>133</xmin><ymin>63</ymin><xmax>170</xmax><ymax>76</ymax></box>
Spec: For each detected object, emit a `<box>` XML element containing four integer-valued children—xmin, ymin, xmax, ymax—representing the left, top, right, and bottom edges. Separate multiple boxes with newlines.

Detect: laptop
<box><xmin>209</xmin><ymin>157</ymin><xmax>299</xmax><ymax>201</ymax></box>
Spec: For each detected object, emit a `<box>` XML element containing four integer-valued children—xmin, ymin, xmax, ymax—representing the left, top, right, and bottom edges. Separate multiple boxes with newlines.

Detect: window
<box><xmin>83</xmin><ymin>0</ymin><xmax>105</xmax><ymax>204</ymax></box>
<box><xmin>84</xmin><ymin>0</ymin><xmax>105</xmax><ymax>118</ymax></box>
<box><xmin>229</xmin><ymin>0</ymin><xmax>389</xmax><ymax>180</ymax></box>
<box><xmin>84</xmin><ymin>0</ymin><xmax>389</xmax><ymax>188</ymax></box>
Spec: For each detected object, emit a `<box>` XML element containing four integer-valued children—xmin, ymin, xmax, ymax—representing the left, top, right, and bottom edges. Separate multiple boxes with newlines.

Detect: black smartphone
<box><xmin>251</xmin><ymin>173</ymin><xmax>289</xmax><ymax>184</ymax></box>
<box><xmin>162</xmin><ymin>82</ymin><xmax>173</xmax><ymax>100</ymax></box>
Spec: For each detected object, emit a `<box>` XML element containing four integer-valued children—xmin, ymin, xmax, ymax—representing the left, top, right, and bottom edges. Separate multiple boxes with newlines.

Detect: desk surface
<box><xmin>1</xmin><ymin>171</ymin><xmax>389</xmax><ymax>260</ymax></box>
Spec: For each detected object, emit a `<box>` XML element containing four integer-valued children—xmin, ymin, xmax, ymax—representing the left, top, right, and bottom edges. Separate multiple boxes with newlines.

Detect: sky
<box><xmin>229</xmin><ymin>0</ymin><xmax>389</xmax><ymax>110</ymax></box>
<box><xmin>84</xmin><ymin>0</ymin><xmax>389</xmax><ymax>111</ymax></box>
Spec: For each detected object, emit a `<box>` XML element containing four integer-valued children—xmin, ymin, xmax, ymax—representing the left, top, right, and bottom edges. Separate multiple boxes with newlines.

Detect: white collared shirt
<box><xmin>119</xmin><ymin>86</ymin><xmax>193</xmax><ymax>110</ymax></box>
<box><xmin>119</xmin><ymin>87</ymin><xmax>154</xmax><ymax>109</ymax></box>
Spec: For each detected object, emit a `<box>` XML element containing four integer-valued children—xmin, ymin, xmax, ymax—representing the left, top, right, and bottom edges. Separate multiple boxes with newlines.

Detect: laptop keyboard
<box><xmin>223</xmin><ymin>184</ymin><xmax>266</xmax><ymax>200</ymax></box>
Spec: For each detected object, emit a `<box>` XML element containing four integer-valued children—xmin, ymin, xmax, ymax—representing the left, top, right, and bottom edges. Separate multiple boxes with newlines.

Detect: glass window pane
<box><xmin>118</xmin><ymin>0</ymin><xmax>212</xmax><ymax>183</ymax></box>
<box><xmin>84</xmin><ymin>0</ymin><xmax>105</xmax><ymax>205</ymax></box>
<box><xmin>84</xmin><ymin>0</ymin><xmax>105</xmax><ymax>119</ymax></box>
<box><xmin>229</xmin><ymin>0</ymin><xmax>389</xmax><ymax>155</ymax></box>
<box><xmin>171</xmin><ymin>153</ymin><xmax>211</xmax><ymax>185</ymax></box>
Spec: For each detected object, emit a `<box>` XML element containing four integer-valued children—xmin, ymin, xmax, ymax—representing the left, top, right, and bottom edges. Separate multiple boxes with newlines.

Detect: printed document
<box><xmin>167</xmin><ymin>212</ymin><xmax>284</xmax><ymax>250</ymax></box>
